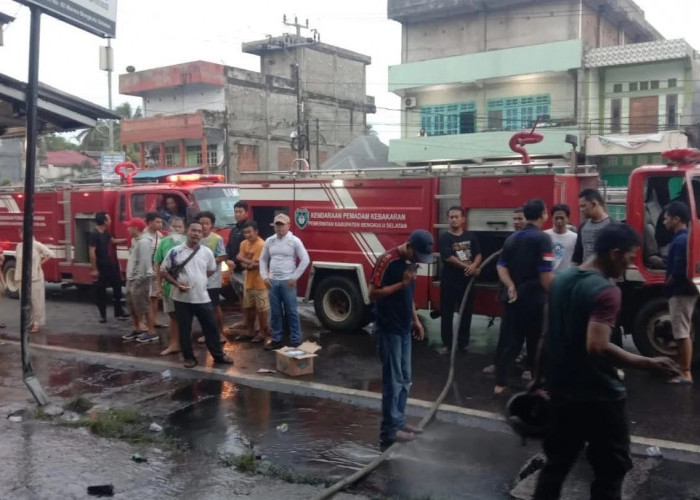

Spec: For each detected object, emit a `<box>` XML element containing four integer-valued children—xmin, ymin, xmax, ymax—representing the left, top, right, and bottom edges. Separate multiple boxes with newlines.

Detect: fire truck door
<box><xmin>684</xmin><ymin>173</ymin><xmax>700</xmax><ymax>289</ymax></box>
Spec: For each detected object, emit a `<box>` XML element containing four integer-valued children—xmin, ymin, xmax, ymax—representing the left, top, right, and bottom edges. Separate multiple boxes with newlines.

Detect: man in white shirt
<box><xmin>545</xmin><ymin>204</ymin><xmax>578</xmax><ymax>274</ymax></box>
<box><xmin>260</xmin><ymin>213</ymin><xmax>310</xmax><ymax>350</ymax></box>
<box><xmin>161</xmin><ymin>221</ymin><xmax>234</xmax><ymax>369</ymax></box>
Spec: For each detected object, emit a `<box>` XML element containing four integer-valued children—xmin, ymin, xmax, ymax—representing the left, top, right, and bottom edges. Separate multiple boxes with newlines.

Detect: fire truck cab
<box><xmin>616</xmin><ymin>149</ymin><xmax>700</xmax><ymax>358</ymax></box>
<box><xmin>0</xmin><ymin>174</ymin><xmax>239</xmax><ymax>297</ymax></box>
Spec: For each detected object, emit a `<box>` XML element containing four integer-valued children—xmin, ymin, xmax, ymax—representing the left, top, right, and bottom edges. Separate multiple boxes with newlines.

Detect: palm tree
<box><xmin>77</xmin><ymin>102</ymin><xmax>143</xmax><ymax>159</ymax></box>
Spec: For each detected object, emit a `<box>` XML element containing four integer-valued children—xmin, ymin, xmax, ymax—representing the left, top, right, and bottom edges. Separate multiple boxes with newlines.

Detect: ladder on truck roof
<box><xmin>239</xmin><ymin>161</ymin><xmax>598</xmax><ymax>181</ymax></box>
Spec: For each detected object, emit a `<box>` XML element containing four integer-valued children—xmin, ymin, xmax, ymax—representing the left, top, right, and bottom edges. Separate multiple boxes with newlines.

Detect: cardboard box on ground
<box><xmin>275</xmin><ymin>341</ymin><xmax>322</xmax><ymax>376</ymax></box>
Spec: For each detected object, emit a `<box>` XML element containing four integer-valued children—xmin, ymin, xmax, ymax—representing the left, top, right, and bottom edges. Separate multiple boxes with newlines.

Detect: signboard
<box><xmin>100</xmin><ymin>151</ymin><xmax>125</xmax><ymax>182</ymax></box>
<box><xmin>293</xmin><ymin>208</ymin><xmax>412</xmax><ymax>233</ymax></box>
<box><xmin>16</xmin><ymin>0</ymin><xmax>117</xmax><ymax>38</ymax></box>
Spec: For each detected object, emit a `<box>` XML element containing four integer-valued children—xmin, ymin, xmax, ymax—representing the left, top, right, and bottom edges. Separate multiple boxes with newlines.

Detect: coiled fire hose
<box><xmin>315</xmin><ymin>250</ymin><xmax>503</xmax><ymax>499</ymax></box>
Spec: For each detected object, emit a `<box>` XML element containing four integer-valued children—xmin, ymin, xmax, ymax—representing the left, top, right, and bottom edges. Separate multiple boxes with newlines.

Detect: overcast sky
<box><xmin>0</xmin><ymin>0</ymin><xmax>698</xmax><ymax>143</ymax></box>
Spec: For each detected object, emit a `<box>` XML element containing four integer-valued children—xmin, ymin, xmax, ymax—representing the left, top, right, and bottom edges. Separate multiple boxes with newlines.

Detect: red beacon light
<box><xmin>661</xmin><ymin>148</ymin><xmax>700</xmax><ymax>165</ymax></box>
<box><xmin>167</xmin><ymin>174</ymin><xmax>224</xmax><ymax>184</ymax></box>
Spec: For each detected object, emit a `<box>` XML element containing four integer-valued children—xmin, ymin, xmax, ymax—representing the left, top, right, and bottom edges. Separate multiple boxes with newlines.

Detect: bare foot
<box><xmin>160</xmin><ymin>346</ymin><xmax>181</xmax><ymax>356</ymax></box>
<box><xmin>494</xmin><ymin>385</ymin><xmax>508</xmax><ymax>396</ymax></box>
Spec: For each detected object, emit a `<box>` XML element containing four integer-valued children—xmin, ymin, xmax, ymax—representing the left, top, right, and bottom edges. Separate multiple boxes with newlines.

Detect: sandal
<box><xmin>183</xmin><ymin>358</ymin><xmax>198</xmax><ymax>369</ymax></box>
<box><xmin>667</xmin><ymin>376</ymin><xmax>693</xmax><ymax>385</ymax></box>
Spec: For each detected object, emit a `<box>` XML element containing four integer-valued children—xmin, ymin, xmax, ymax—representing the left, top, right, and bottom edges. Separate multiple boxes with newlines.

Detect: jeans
<box><xmin>95</xmin><ymin>265</ymin><xmax>124</xmax><ymax>319</ymax></box>
<box><xmin>269</xmin><ymin>280</ymin><xmax>301</xmax><ymax>344</ymax></box>
<box><xmin>534</xmin><ymin>398</ymin><xmax>632</xmax><ymax>500</ymax></box>
<box><xmin>174</xmin><ymin>301</ymin><xmax>225</xmax><ymax>361</ymax></box>
<box><xmin>440</xmin><ymin>279</ymin><xmax>474</xmax><ymax>350</ymax></box>
<box><xmin>495</xmin><ymin>299</ymin><xmax>544</xmax><ymax>387</ymax></box>
<box><xmin>376</xmin><ymin>330</ymin><xmax>412</xmax><ymax>443</ymax></box>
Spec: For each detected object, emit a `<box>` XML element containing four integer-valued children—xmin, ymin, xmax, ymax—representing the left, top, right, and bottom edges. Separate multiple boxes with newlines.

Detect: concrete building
<box><xmin>386</xmin><ymin>0</ymin><xmax>700</xmax><ymax>185</ymax></box>
<box><xmin>119</xmin><ymin>35</ymin><xmax>375</xmax><ymax>179</ymax></box>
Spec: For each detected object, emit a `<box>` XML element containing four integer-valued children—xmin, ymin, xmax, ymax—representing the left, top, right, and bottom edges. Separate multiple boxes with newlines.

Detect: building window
<box><xmin>611</xmin><ymin>99</ymin><xmax>622</xmax><ymax>134</ymax></box>
<box><xmin>640</xmin><ymin>81</ymin><xmax>649</xmax><ymax>91</ymax></box>
<box><xmin>668</xmin><ymin>78</ymin><xmax>677</xmax><ymax>88</ymax></box>
<box><xmin>667</xmin><ymin>94</ymin><xmax>678</xmax><ymax>129</ymax></box>
<box><xmin>613</xmin><ymin>83</ymin><xmax>623</xmax><ymax>93</ymax></box>
<box><xmin>207</xmin><ymin>145</ymin><xmax>218</xmax><ymax>166</ymax></box>
<box><xmin>186</xmin><ymin>145</ymin><xmax>203</xmax><ymax>165</ymax></box>
<box><xmin>651</xmin><ymin>80</ymin><xmax>660</xmax><ymax>90</ymax></box>
<box><xmin>149</xmin><ymin>147</ymin><xmax>160</xmax><ymax>165</ymax></box>
<box><xmin>420</xmin><ymin>101</ymin><xmax>476</xmax><ymax>136</ymax></box>
<box><xmin>165</xmin><ymin>147</ymin><xmax>178</xmax><ymax>167</ymax></box>
<box><xmin>487</xmin><ymin>94</ymin><xmax>550</xmax><ymax>131</ymax></box>
<box><xmin>629</xmin><ymin>82</ymin><xmax>638</xmax><ymax>92</ymax></box>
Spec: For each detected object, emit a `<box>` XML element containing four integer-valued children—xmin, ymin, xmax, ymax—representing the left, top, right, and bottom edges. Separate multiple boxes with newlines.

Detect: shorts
<box><xmin>669</xmin><ymin>295</ymin><xmax>698</xmax><ymax>340</ymax></box>
<box><xmin>243</xmin><ymin>289</ymin><xmax>269</xmax><ymax>311</ymax></box>
<box><xmin>149</xmin><ymin>275</ymin><xmax>160</xmax><ymax>298</ymax></box>
<box><xmin>163</xmin><ymin>297</ymin><xmax>175</xmax><ymax>314</ymax></box>
<box><xmin>208</xmin><ymin>288</ymin><xmax>222</xmax><ymax>306</ymax></box>
<box><xmin>127</xmin><ymin>279</ymin><xmax>151</xmax><ymax>315</ymax></box>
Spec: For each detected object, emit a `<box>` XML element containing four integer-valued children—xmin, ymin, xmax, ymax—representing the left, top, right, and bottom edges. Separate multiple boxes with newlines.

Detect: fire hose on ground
<box><xmin>314</xmin><ymin>250</ymin><xmax>503</xmax><ymax>499</ymax></box>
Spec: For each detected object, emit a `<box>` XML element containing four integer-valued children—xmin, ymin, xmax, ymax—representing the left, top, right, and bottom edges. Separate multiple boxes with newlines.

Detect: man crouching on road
<box><xmin>533</xmin><ymin>223</ymin><xmax>680</xmax><ymax>500</ymax></box>
<box><xmin>369</xmin><ymin>229</ymin><xmax>433</xmax><ymax>450</ymax></box>
<box><xmin>160</xmin><ymin>221</ymin><xmax>234</xmax><ymax>369</ymax></box>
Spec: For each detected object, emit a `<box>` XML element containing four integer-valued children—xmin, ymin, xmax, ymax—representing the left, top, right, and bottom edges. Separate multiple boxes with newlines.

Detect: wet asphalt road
<box><xmin>3</xmin><ymin>285</ymin><xmax>700</xmax><ymax>498</ymax></box>
<box><xmin>3</xmin><ymin>344</ymin><xmax>700</xmax><ymax>499</ymax></box>
<box><xmin>2</xmin><ymin>283</ymin><xmax>700</xmax><ymax>447</ymax></box>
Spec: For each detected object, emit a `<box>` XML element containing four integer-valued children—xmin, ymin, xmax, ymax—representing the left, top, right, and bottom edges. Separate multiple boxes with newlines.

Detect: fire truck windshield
<box><xmin>192</xmin><ymin>186</ymin><xmax>240</xmax><ymax>228</ymax></box>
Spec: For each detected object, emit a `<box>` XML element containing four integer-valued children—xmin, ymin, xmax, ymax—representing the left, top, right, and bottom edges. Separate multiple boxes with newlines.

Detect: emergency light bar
<box><xmin>662</xmin><ymin>148</ymin><xmax>700</xmax><ymax>164</ymax></box>
<box><xmin>166</xmin><ymin>174</ymin><xmax>225</xmax><ymax>184</ymax></box>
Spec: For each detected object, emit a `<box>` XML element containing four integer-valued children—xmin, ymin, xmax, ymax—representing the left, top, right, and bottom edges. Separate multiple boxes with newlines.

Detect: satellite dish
<box><xmin>126</xmin><ymin>65</ymin><xmax>136</xmax><ymax>73</ymax></box>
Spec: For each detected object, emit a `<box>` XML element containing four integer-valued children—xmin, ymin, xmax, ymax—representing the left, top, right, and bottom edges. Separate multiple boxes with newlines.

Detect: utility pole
<box><xmin>282</xmin><ymin>15</ymin><xmax>319</xmax><ymax>165</ymax></box>
<box><xmin>100</xmin><ymin>38</ymin><xmax>114</xmax><ymax>151</ymax></box>
<box><xmin>283</xmin><ymin>15</ymin><xmax>308</xmax><ymax>36</ymax></box>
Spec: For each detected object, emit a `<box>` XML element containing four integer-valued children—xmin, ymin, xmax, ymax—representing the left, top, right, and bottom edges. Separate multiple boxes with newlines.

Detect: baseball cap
<box><xmin>125</xmin><ymin>218</ymin><xmax>146</xmax><ymax>231</ymax></box>
<box><xmin>273</xmin><ymin>213</ymin><xmax>290</xmax><ymax>225</ymax></box>
<box><xmin>408</xmin><ymin>229</ymin><xmax>434</xmax><ymax>263</ymax></box>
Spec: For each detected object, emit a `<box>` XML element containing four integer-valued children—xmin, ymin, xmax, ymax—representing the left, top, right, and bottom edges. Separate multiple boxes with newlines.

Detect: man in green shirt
<box><xmin>533</xmin><ymin>223</ymin><xmax>679</xmax><ymax>500</ymax></box>
<box><xmin>154</xmin><ymin>217</ymin><xmax>186</xmax><ymax>355</ymax></box>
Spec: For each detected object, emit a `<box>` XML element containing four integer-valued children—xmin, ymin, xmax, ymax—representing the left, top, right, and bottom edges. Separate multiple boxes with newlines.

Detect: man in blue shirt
<box><xmin>370</xmin><ymin>229</ymin><xmax>432</xmax><ymax>449</ymax></box>
<box><xmin>494</xmin><ymin>199</ymin><xmax>553</xmax><ymax>395</ymax></box>
<box><xmin>663</xmin><ymin>201</ymin><xmax>698</xmax><ymax>384</ymax></box>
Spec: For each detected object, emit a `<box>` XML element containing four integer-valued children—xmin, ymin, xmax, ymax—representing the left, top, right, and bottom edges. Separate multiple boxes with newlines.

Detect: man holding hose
<box><xmin>369</xmin><ymin>229</ymin><xmax>433</xmax><ymax>450</ymax></box>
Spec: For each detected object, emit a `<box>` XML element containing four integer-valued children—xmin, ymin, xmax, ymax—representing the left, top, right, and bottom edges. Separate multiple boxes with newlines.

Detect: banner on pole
<box><xmin>16</xmin><ymin>0</ymin><xmax>117</xmax><ymax>38</ymax></box>
<box><xmin>100</xmin><ymin>151</ymin><xmax>125</xmax><ymax>182</ymax></box>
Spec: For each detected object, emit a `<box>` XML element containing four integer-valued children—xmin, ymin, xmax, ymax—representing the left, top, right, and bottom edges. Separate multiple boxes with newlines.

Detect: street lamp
<box><xmin>99</xmin><ymin>39</ymin><xmax>114</xmax><ymax>152</ymax></box>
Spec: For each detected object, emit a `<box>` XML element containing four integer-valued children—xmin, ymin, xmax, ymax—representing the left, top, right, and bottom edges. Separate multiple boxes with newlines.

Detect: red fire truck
<box><xmin>0</xmin><ymin>173</ymin><xmax>238</xmax><ymax>297</ymax></box>
<box><xmin>236</xmin><ymin>148</ymin><xmax>700</xmax><ymax>360</ymax></box>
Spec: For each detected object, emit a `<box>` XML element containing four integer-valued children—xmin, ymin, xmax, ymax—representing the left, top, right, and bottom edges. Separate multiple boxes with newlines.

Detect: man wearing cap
<box><xmin>260</xmin><ymin>213</ymin><xmax>310</xmax><ymax>350</ymax></box>
<box><xmin>369</xmin><ymin>229</ymin><xmax>433</xmax><ymax>449</ymax></box>
<box><xmin>121</xmin><ymin>218</ymin><xmax>157</xmax><ymax>342</ymax></box>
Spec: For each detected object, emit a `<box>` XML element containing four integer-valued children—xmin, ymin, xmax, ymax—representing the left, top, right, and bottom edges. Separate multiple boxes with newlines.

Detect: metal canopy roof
<box><xmin>0</xmin><ymin>72</ymin><xmax>120</xmax><ymax>138</ymax></box>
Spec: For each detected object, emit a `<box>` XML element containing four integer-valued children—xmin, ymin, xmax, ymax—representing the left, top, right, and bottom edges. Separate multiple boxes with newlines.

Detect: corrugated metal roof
<box><xmin>585</xmin><ymin>39</ymin><xmax>695</xmax><ymax>68</ymax></box>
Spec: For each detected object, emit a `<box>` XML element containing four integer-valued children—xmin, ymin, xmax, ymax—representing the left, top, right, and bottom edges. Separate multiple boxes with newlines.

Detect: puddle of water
<box><xmin>167</xmin><ymin>380</ymin><xmax>381</xmax><ymax>481</ymax></box>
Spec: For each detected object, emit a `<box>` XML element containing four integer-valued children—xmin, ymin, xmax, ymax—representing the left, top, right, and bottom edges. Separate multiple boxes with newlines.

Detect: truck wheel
<box><xmin>313</xmin><ymin>276</ymin><xmax>366</xmax><ymax>333</ymax></box>
<box><xmin>2</xmin><ymin>259</ymin><xmax>19</xmax><ymax>299</ymax></box>
<box><xmin>632</xmin><ymin>297</ymin><xmax>692</xmax><ymax>357</ymax></box>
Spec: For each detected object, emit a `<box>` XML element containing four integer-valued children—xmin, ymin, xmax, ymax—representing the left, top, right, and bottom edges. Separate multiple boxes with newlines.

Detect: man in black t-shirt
<box><xmin>494</xmin><ymin>199</ymin><xmax>553</xmax><ymax>395</ymax></box>
<box><xmin>370</xmin><ymin>229</ymin><xmax>432</xmax><ymax>449</ymax></box>
<box><xmin>89</xmin><ymin>212</ymin><xmax>127</xmax><ymax>323</ymax></box>
<box><xmin>438</xmin><ymin>206</ymin><xmax>482</xmax><ymax>354</ymax></box>
<box><xmin>533</xmin><ymin>223</ymin><xmax>678</xmax><ymax>499</ymax></box>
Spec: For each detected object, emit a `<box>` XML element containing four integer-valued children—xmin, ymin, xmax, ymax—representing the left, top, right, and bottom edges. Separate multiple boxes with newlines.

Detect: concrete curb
<box><xmin>6</xmin><ymin>340</ymin><xmax>700</xmax><ymax>464</ymax></box>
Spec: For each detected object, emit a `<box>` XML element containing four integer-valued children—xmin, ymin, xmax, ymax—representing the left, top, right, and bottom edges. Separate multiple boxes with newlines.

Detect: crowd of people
<box><xmin>87</xmin><ymin>200</ymin><xmax>310</xmax><ymax>369</ymax></box>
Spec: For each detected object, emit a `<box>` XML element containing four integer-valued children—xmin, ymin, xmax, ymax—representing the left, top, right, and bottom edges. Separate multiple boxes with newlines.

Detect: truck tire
<box><xmin>313</xmin><ymin>276</ymin><xmax>366</xmax><ymax>333</ymax></box>
<box><xmin>2</xmin><ymin>259</ymin><xmax>19</xmax><ymax>299</ymax></box>
<box><xmin>632</xmin><ymin>297</ymin><xmax>693</xmax><ymax>358</ymax></box>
